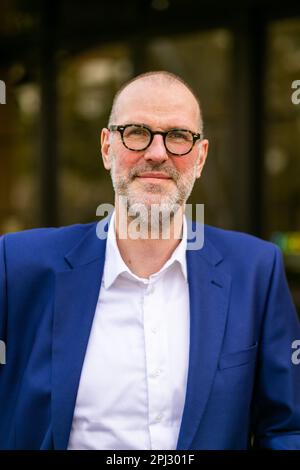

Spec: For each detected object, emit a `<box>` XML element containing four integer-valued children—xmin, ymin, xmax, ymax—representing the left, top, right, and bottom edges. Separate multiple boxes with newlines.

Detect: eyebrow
<box><xmin>123</xmin><ymin>122</ymin><xmax>195</xmax><ymax>131</ymax></box>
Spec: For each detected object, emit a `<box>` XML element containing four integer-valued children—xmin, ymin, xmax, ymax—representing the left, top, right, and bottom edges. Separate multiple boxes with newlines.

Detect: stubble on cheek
<box><xmin>109</xmin><ymin>150</ymin><xmax>198</xmax><ymax>207</ymax></box>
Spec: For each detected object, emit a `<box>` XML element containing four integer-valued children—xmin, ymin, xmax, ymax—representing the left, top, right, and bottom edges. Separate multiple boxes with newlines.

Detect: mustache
<box><xmin>130</xmin><ymin>165</ymin><xmax>179</xmax><ymax>181</ymax></box>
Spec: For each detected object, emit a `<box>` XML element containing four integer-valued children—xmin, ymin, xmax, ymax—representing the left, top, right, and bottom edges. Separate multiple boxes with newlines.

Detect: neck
<box><xmin>114</xmin><ymin>200</ymin><xmax>184</xmax><ymax>279</ymax></box>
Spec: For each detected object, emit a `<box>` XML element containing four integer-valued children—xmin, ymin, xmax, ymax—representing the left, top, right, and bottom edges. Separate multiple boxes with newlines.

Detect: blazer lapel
<box><xmin>176</xmin><ymin>223</ymin><xmax>232</xmax><ymax>450</ymax></box>
<box><xmin>52</xmin><ymin>216</ymin><xmax>110</xmax><ymax>449</ymax></box>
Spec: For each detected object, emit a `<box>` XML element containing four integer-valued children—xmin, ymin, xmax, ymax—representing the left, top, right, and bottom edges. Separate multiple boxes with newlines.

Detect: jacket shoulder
<box><xmin>1</xmin><ymin>222</ymin><xmax>97</xmax><ymax>268</ymax></box>
<box><xmin>203</xmin><ymin>224</ymin><xmax>280</xmax><ymax>266</ymax></box>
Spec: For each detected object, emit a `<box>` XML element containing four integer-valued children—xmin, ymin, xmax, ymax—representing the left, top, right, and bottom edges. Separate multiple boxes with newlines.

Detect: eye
<box><xmin>125</xmin><ymin>126</ymin><xmax>149</xmax><ymax>138</ymax></box>
<box><xmin>167</xmin><ymin>130</ymin><xmax>192</xmax><ymax>142</ymax></box>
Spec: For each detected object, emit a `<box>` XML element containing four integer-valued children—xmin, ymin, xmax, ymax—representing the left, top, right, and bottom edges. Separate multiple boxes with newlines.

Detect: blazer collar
<box><xmin>64</xmin><ymin>213</ymin><xmax>113</xmax><ymax>268</ymax></box>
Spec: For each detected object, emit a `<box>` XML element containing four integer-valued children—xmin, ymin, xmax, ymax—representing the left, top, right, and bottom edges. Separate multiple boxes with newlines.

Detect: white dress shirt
<box><xmin>68</xmin><ymin>210</ymin><xmax>190</xmax><ymax>450</ymax></box>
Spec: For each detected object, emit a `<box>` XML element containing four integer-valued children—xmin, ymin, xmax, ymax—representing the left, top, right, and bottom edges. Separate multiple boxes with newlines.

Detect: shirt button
<box><xmin>146</xmin><ymin>285</ymin><xmax>155</xmax><ymax>295</ymax></box>
<box><xmin>151</xmin><ymin>327</ymin><xmax>158</xmax><ymax>334</ymax></box>
<box><xmin>155</xmin><ymin>413</ymin><xmax>163</xmax><ymax>422</ymax></box>
<box><xmin>153</xmin><ymin>368</ymin><xmax>161</xmax><ymax>377</ymax></box>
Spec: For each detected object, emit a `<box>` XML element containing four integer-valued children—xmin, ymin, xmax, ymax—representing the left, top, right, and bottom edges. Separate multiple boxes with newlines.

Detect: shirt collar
<box><xmin>103</xmin><ymin>209</ymin><xmax>187</xmax><ymax>289</ymax></box>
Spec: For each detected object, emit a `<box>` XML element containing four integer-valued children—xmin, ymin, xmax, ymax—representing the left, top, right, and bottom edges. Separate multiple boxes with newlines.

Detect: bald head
<box><xmin>108</xmin><ymin>71</ymin><xmax>203</xmax><ymax>134</ymax></box>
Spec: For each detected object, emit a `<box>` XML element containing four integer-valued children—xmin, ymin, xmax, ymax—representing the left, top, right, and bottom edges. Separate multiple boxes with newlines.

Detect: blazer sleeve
<box><xmin>0</xmin><ymin>235</ymin><xmax>7</xmax><ymax>351</ymax></box>
<box><xmin>253</xmin><ymin>245</ymin><xmax>300</xmax><ymax>449</ymax></box>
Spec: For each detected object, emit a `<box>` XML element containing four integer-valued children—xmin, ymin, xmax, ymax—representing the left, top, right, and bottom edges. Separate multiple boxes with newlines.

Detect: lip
<box><xmin>136</xmin><ymin>172</ymin><xmax>171</xmax><ymax>179</ymax></box>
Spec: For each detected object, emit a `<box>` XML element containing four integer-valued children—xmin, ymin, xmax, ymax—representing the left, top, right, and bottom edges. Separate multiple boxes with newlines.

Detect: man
<box><xmin>0</xmin><ymin>71</ymin><xmax>300</xmax><ymax>450</ymax></box>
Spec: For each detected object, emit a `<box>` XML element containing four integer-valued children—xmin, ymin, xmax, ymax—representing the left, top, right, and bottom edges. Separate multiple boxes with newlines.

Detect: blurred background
<box><xmin>0</xmin><ymin>0</ymin><xmax>300</xmax><ymax>313</ymax></box>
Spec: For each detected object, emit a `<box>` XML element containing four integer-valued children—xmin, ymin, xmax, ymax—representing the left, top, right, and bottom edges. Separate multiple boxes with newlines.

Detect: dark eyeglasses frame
<box><xmin>109</xmin><ymin>123</ymin><xmax>202</xmax><ymax>156</ymax></box>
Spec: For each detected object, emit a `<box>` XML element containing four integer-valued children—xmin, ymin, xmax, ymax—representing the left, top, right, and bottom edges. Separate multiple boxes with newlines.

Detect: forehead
<box><xmin>114</xmin><ymin>78</ymin><xmax>200</xmax><ymax>130</ymax></box>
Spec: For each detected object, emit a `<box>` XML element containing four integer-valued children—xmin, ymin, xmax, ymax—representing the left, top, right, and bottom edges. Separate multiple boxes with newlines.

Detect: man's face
<box><xmin>101</xmin><ymin>79</ymin><xmax>208</xmax><ymax>214</ymax></box>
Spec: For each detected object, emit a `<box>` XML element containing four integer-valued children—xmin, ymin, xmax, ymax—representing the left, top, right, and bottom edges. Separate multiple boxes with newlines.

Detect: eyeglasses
<box><xmin>109</xmin><ymin>123</ymin><xmax>202</xmax><ymax>156</ymax></box>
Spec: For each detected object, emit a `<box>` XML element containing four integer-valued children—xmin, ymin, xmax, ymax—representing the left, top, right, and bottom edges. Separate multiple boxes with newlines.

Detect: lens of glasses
<box><xmin>165</xmin><ymin>130</ymin><xmax>193</xmax><ymax>155</ymax></box>
<box><xmin>123</xmin><ymin>125</ymin><xmax>151</xmax><ymax>150</ymax></box>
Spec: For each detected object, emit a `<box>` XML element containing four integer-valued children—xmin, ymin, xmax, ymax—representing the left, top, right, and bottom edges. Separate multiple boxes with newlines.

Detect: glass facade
<box><xmin>0</xmin><ymin>10</ymin><xmax>299</xmax><ymax>311</ymax></box>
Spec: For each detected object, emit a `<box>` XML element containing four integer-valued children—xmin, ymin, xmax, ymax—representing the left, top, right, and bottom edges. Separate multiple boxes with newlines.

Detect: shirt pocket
<box><xmin>218</xmin><ymin>342</ymin><xmax>258</xmax><ymax>370</ymax></box>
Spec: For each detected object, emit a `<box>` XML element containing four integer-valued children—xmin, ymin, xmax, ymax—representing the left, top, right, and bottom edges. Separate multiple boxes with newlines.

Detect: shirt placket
<box><xmin>142</xmin><ymin>277</ymin><xmax>169</xmax><ymax>449</ymax></box>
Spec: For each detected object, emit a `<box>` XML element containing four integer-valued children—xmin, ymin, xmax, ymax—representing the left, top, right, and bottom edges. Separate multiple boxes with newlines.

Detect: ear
<box><xmin>195</xmin><ymin>139</ymin><xmax>209</xmax><ymax>179</ymax></box>
<box><xmin>101</xmin><ymin>128</ymin><xmax>112</xmax><ymax>170</ymax></box>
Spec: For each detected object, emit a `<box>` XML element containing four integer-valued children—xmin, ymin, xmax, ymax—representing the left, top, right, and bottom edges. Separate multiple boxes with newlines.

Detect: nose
<box><xmin>143</xmin><ymin>134</ymin><xmax>168</xmax><ymax>162</ymax></box>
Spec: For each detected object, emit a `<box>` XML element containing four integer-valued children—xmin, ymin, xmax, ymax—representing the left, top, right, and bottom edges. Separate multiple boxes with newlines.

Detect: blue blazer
<box><xmin>0</xmin><ymin>215</ymin><xmax>300</xmax><ymax>450</ymax></box>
